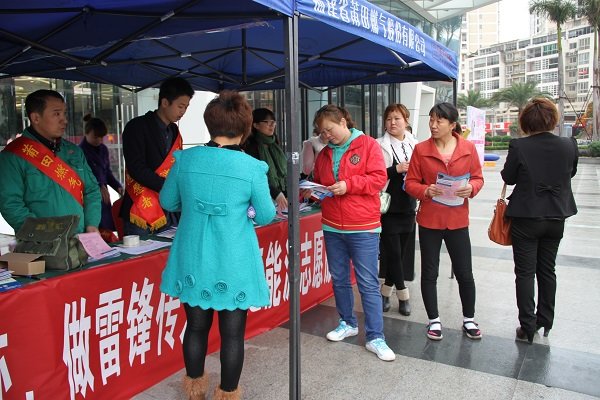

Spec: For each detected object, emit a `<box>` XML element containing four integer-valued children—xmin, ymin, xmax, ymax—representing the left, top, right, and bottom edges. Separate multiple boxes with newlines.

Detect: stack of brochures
<box><xmin>299</xmin><ymin>180</ymin><xmax>333</xmax><ymax>201</ymax></box>
<box><xmin>0</xmin><ymin>268</ymin><xmax>22</xmax><ymax>292</ymax></box>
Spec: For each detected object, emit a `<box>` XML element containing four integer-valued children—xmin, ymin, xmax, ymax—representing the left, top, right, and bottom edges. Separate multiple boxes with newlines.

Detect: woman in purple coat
<box><xmin>79</xmin><ymin>114</ymin><xmax>124</xmax><ymax>233</ymax></box>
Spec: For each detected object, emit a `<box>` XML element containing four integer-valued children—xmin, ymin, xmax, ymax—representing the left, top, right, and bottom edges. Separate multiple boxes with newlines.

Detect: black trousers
<box><xmin>379</xmin><ymin>231</ymin><xmax>413</xmax><ymax>290</ymax></box>
<box><xmin>511</xmin><ymin>217</ymin><xmax>564</xmax><ymax>334</ymax></box>
<box><xmin>183</xmin><ymin>304</ymin><xmax>248</xmax><ymax>391</ymax></box>
<box><xmin>419</xmin><ymin>226</ymin><xmax>475</xmax><ymax>319</ymax></box>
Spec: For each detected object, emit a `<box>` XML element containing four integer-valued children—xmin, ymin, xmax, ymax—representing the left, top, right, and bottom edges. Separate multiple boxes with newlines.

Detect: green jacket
<box><xmin>0</xmin><ymin>129</ymin><xmax>101</xmax><ymax>233</ymax></box>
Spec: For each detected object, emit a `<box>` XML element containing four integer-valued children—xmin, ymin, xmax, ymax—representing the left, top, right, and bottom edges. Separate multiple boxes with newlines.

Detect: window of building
<box><xmin>542</xmin><ymin>72</ymin><xmax>558</xmax><ymax>83</ymax></box>
<box><xmin>578</xmin><ymin>52</ymin><xmax>589</xmax><ymax>65</ymax></box>
<box><xmin>528</xmin><ymin>47</ymin><xmax>542</xmax><ymax>58</ymax></box>
<box><xmin>569</xmin><ymin>42</ymin><xmax>577</xmax><ymax>49</ymax></box>
<box><xmin>487</xmin><ymin>55</ymin><xmax>499</xmax><ymax>65</ymax></box>
<box><xmin>474</xmin><ymin>58</ymin><xmax>487</xmax><ymax>68</ymax></box>
<box><xmin>578</xmin><ymin>68</ymin><xmax>589</xmax><ymax>80</ymax></box>
<box><xmin>542</xmin><ymin>43</ymin><xmax>557</xmax><ymax>55</ymax></box>
<box><xmin>578</xmin><ymin>82</ymin><xmax>589</xmax><ymax>93</ymax></box>
<box><xmin>527</xmin><ymin>60</ymin><xmax>541</xmax><ymax>72</ymax></box>
<box><xmin>579</xmin><ymin>37</ymin><xmax>591</xmax><ymax>51</ymax></box>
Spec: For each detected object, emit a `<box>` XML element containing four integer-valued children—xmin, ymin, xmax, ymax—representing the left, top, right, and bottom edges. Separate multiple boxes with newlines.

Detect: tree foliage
<box><xmin>529</xmin><ymin>0</ymin><xmax>578</xmax><ymax>25</ymax></box>
<box><xmin>579</xmin><ymin>0</ymin><xmax>600</xmax><ymax>31</ymax></box>
<box><xmin>529</xmin><ymin>0</ymin><xmax>578</xmax><ymax>136</ymax></box>
<box><xmin>491</xmin><ymin>81</ymin><xmax>553</xmax><ymax>113</ymax></box>
<box><xmin>457</xmin><ymin>90</ymin><xmax>491</xmax><ymax>110</ymax></box>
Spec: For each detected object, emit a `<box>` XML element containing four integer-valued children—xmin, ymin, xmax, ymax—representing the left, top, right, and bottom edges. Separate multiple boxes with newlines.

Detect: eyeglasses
<box><xmin>260</xmin><ymin>120</ymin><xmax>276</xmax><ymax>127</ymax></box>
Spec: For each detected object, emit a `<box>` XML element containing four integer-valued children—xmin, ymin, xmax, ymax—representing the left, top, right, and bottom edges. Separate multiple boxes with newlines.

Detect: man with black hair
<box><xmin>120</xmin><ymin>77</ymin><xmax>194</xmax><ymax>235</ymax></box>
<box><xmin>0</xmin><ymin>89</ymin><xmax>101</xmax><ymax>234</ymax></box>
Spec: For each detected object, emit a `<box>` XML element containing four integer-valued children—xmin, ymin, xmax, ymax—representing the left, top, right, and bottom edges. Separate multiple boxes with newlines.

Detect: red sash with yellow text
<box><xmin>125</xmin><ymin>133</ymin><xmax>182</xmax><ymax>231</ymax></box>
<box><xmin>4</xmin><ymin>137</ymin><xmax>84</xmax><ymax>206</ymax></box>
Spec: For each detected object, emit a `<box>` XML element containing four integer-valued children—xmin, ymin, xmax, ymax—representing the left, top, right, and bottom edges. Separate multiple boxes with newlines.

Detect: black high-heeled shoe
<box><xmin>515</xmin><ymin>326</ymin><xmax>534</xmax><ymax>344</ymax></box>
<box><xmin>535</xmin><ymin>324</ymin><xmax>551</xmax><ymax>337</ymax></box>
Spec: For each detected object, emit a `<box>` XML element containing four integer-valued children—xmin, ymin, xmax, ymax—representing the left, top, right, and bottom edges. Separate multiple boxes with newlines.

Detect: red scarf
<box><xmin>125</xmin><ymin>134</ymin><xmax>182</xmax><ymax>231</ymax></box>
<box><xmin>4</xmin><ymin>137</ymin><xmax>84</xmax><ymax>206</ymax></box>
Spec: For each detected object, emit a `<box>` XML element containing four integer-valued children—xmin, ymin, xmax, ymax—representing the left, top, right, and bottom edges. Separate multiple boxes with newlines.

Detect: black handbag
<box><xmin>14</xmin><ymin>215</ymin><xmax>88</xmax><ymax>270</ymax></box>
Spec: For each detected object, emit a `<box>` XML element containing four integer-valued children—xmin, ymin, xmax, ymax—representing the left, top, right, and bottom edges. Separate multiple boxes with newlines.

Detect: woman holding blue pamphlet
<box><xmin>306</xmin><ymin>105</ymin><xmax>395</xmax><ymax>362</ymax></box>
<box><xmin>405</xmin><ymin>102</ymin><xmax>484</xmax><ymax>341</ymax></box>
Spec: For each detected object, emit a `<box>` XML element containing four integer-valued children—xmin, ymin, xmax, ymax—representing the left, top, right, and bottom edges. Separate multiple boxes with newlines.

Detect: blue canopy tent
<box><xmin>0</xmin><ymin>0</ymin><xmax>457</xmax><ymax>91</ymax></box>
<box><xmin>0</xmin><ymin>1</ymin><xmax>457</xmax><ymax>398</ymax></box>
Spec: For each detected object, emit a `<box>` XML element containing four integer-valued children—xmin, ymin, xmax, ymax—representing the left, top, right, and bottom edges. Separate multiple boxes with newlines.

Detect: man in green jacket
<box><xmin>0</xmin><ymin>90</ymin><xmax>101</xmax><ymax>234</ymax></box>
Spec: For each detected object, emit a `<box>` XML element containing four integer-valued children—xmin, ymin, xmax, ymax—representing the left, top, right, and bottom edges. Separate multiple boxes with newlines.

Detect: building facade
<box><xmin>459</xmin><ymin>7</ymin><xmax>595</xmax><ymax>135</ymax></box>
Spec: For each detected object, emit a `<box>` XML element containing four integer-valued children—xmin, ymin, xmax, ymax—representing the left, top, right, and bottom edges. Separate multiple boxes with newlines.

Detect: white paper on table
<box><xmin>155</xmin><ymin>227</ymin><xmax>177</xmax><ymax>239</ymax></box>
<box><xmin>432</xmin><ymin>172</ymin><xmax>470</xmax><ymax>207</ymax></box>
<box><xmin>78</xmin><ymin>232</ymin><xmax>120</xmax><ymax>260</ymax></box>
<box><xmin>279</xmin><ymin>202</ymin><xmax>312</xmax><ymax>215</ymax></box>
<box><xmin>116</xmin><ymin>240</ymin><xmax>172</xmax><ymax>255</ymax></box>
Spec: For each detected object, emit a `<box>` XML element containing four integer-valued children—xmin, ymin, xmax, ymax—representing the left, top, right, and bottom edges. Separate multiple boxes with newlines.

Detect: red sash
<box><xmin>4</xmin><ymin>137</ymin><xmax>84</xmax><ymax>207</ymax></box>
<box><xmin>125</xmin><ymin>134</ymin><xmax>182</xmax><ymax>231</ymax></box>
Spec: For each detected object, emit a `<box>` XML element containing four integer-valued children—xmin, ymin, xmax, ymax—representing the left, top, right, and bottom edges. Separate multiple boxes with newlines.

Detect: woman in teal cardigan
<box><xmin>159</xmin><ymin>91</ymin><xmax>275</xmax><ymax>400</ymax></box>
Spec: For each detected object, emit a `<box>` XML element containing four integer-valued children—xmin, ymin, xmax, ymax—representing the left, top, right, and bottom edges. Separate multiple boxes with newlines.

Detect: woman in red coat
<box><xmin>404</xmin><ymin>103</ymin><xmax>484</xmax><ymax>341</ymax></box>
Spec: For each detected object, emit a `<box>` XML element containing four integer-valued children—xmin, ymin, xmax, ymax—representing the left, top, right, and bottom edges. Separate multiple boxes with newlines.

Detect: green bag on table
<box><xmin>14</xmin><ymin>215</ymin><xmax>88</xmax><ymax>270</ymax></box>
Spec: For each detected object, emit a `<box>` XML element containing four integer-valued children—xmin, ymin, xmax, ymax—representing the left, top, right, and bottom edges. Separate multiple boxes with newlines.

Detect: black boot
<box><xmin>382</xmin><ymin>295</ymin><xmax>391</xmax><ymax>312</ymax></box>
<box><xmin>398</xmin><ymin>300</ymin><xmax>411</xmax><ymax>316</ymax></box>
<box><xmin>397</xmin><ymin>288</ymin><xmax>411</xmax><ymax>316</ymax></box>
<box><xmin>381</xmin><ymin>284</ymin><xmax>394</xmax><ymax>312</ymax></box>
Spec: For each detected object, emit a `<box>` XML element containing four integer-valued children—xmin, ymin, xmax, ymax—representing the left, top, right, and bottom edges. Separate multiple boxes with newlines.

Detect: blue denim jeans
<box><xmin>323</xmin><ymin>231</ymin><xmax>384</xmax><ymax>342</ymax></box>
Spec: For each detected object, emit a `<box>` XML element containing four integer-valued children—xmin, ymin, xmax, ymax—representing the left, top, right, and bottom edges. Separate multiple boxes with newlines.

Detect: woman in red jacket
<box><xmin>404</xmin><ymin>103</ymin><xmax>484</xmax><ymax>341</ymax></box>
<box><xmin>310</xmin><ymin>105</ymin><xmax>395</xmax><ymax>362</ymax></box>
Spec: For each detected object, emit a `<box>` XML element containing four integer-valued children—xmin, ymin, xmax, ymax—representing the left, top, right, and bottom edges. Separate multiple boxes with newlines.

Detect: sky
<box><xmin>498</xmin><ymin>0</ymin><xmax>531</xmax><ymax>42</ymax></box>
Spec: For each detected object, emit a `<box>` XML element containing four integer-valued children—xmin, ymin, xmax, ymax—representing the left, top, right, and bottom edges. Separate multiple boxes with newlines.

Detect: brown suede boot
<box><xmin>213</xmin><ymin>385</ymin><xmax>242</xmax><ymax>400</ymax></box>
<box><xmin>183</xmin><ymin>374</ymin><xmax>209</xmax><ymax>400</ymax></box>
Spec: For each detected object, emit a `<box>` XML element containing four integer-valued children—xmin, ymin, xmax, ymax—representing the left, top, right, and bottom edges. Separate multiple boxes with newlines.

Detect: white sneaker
<box><xmin>366</xmin><ymin>338</ymin><xmax>396</xmax><ymax>361</ymax></box>
<box><xmin>326</xmin><ymin>320</ymin><xmax>359</xmax><ymax>342</ymax></box>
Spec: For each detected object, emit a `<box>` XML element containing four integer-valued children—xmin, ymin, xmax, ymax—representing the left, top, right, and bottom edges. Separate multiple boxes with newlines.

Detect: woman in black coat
<box><xmin>501</xmin><ymin>98</ymin><xmax>578</xmax><ymax>343</ymax></box>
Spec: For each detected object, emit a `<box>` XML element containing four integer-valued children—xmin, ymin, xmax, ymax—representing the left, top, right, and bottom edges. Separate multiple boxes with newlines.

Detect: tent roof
<box><xmin>0</xmin><ymin>0</ymin><xmax>458</xmax><ymax>92</ymax></box>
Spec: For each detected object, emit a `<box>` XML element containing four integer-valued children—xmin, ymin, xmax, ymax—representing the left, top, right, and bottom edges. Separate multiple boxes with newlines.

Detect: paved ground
<box><xmin>131</xmin><ymin>155</ymin><xmax>600</xmax><ymax>399</ymax></box>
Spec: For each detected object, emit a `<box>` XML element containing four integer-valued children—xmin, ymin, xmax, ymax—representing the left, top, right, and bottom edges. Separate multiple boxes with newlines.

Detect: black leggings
<box><xmin>419</xmin><ymin>226</ymin><xmax>476</xmax><ymax>319</ymax></box>
<box><xmin>183</xmin><ymin>304</ymin><xmax>248</xmax><ymax>391</ymax></box>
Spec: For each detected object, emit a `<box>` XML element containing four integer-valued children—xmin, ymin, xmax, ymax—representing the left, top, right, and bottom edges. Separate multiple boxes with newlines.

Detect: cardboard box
<box><xmin>0</xmin><ymin>253</ymin><xmax>45</xmax><ymax>275</ymax></box>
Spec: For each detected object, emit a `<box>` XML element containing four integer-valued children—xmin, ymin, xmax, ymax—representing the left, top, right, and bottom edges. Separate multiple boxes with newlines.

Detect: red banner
<box><xmin>0</xmin><ymin>212</ymin><xmax>331</xmax><ymax>400</ymax></box>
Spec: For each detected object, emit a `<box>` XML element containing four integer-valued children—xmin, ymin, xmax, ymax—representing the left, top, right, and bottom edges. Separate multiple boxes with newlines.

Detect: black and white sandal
<box><xmin>463</xmin><ymin>321</ymin><xmax>482</xmax><ymax>340</ymax></box>
<box><xmin>427</xmin><ymin>322</ymin><xmax>443</xmax><ymax>341</ymax></box>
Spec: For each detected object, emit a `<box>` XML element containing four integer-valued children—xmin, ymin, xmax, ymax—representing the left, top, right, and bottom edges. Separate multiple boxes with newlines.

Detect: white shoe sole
<box><xmin>326</xmin><ymin>329</ymin><xmax>358</xmax><ymax>342</ymax></box>
<box><xmin>366</xmin><ymin>344</ymin><xmax>396</xmax><ymax>361</ymax></box>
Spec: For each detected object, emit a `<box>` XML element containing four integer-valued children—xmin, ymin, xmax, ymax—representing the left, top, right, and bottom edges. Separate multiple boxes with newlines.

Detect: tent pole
<box><xmin>284</xmin><ymin>13</ymin><xmax>301</xmax><ymax>400</ymax></box>
<box><xmin>452</xmin><ymin>79</ymin><xmax>458</xmax><ymax>106</ymax></box>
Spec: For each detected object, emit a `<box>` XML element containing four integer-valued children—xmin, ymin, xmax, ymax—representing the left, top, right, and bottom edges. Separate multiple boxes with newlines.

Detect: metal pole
<box><xmin>284</xmin><ymin>13</ymin><xmax>301</xmax><ymax>400</ymax></box>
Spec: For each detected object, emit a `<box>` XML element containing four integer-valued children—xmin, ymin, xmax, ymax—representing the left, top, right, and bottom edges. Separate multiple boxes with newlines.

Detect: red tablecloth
<box><xmin>0</xmin><ymin>212</ymin><xmax>331</xmax><ymax>400</ymax></box>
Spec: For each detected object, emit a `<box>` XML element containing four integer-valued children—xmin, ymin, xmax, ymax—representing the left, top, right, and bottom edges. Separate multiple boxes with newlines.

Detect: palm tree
<box><xmin>436</xmin><ymin>16</ymin><xmax>463</xmax><ymax>47</ymax></box>
<box><xmin>492</xmin><ymin>81</ymin><xmax>553</xmax><ymax>114</ymax></box>
<box><xmin>580</xmin><ymin>0</ymin><xmax>600</xmax><ymax>140</ymax></box>
<box><xmin>457</xmin><ymin>89</ymin><xmax>491</xmax><ymax>110</ymax></box>
<box><xmin>529</xmin><ymin>0</ymin><xmax>578</xmax><ymax>137</ymax></box>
